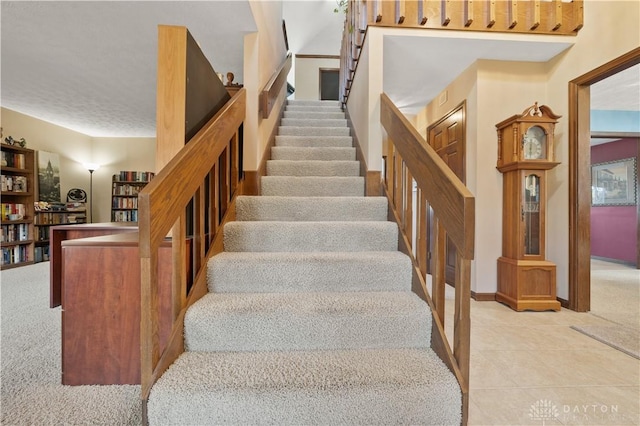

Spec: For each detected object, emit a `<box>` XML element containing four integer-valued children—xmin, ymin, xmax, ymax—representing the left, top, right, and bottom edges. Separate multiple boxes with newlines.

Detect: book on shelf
<box><xmin>0</xmin><ymin>151</ymin><xmax>26</xmax><ymax>169</ymax></box>
<box><xmin>114</xmin><ymin>171</ymin><xmax>155</xmax><ymax>182</ymax></box>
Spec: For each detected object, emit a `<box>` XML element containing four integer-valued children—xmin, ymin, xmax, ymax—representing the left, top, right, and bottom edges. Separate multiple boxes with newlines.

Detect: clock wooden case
<box><xmin>495</xmin><ymin>102</ymin><xmax>561</xmax><ymax>311</ymax></box>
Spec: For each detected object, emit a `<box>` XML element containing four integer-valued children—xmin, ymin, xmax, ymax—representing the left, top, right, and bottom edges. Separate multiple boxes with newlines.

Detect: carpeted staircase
<box><xmin>147</xmin><ymin>100</ymin><xmax>462</xmax><ymax>425</ymax></box>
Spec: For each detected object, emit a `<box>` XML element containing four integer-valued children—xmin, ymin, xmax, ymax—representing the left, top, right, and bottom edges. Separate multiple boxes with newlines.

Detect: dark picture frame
<box><xmin>591</xmin><ymin>157</ymin><xmax>637</xmax><ymax>206</ymax></box>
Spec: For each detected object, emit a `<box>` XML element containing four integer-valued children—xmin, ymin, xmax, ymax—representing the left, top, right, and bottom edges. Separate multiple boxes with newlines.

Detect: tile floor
<box><xmin>455</xmin><ymin>262</ymin><xmax>640</xmax><ymax>425</ymax></box>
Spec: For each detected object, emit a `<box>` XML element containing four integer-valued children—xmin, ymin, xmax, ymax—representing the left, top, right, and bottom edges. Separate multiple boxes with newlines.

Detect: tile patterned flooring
<box><xmin>445</xmin><ymin>260</ymin><xmax>640</xmax><ymax>425</ymax></box>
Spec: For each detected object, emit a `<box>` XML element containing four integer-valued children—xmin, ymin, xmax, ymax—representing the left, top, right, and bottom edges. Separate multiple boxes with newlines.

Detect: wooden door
<box><xmin>426</xmin><ymin>102</ymin><xmax>466</xmax><ymax>285</ymax></box>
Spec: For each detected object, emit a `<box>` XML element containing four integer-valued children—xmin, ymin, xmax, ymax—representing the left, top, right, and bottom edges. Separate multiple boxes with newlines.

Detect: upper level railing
<box><xmin>340</xmin><ymin>0</ymin><xmax>584</xmax><ymax>104</ymax></box>
<box><xmin>380</xmin><ymin>92</ymin><xmax>475</xmax><ymax>423</ymax></box>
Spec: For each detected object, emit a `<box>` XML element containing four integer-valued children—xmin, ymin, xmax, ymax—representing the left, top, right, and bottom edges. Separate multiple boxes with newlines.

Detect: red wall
<box><xmin>590</xmin><ymin>138</ymin><xmax>639</xmax><ymax>264</ymax></box>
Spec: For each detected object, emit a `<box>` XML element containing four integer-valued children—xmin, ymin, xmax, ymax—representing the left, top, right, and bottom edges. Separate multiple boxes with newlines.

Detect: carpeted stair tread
<box><xmin>271</xmin><ymin>146</ymin><xmax>355</xmax><ymax>161</ymax></box>
<box><xmin>236</xmin><ymin>196</ymin><xmax>388</xmax><ymax>221</ymax></box>
<box><xmin>261</xmin><ymin>176</ymin><xmax>364</xmax><ymax>197</ymax></box>
<box><xmin>275</xmin><ymin>135</ymin><xmax>353</xmax><ymax>147</ymax></box>
<box><xmin>267</xmin><ymin>160</ymin><xmax>360</xmax><ymax>176</ymax></box>
<box><xmin>285</xmin><ymin>105</ymin><xmax>343</xmax><ymax>113</ymax></box>
<box><xmin>281</xmin><ymin>118</ymin><xmax>347</xmax><ymax>127</ymax></box>
<box><xmin>184</xmin><ymin>291</ymin><xmax>431</xmax><ymax>352</ymax></box>
<box><xmin>283</xmin><ymin>111</ymin><xmax>345</xmax><ymax>119</ymax></box>
<box><xmin>223</xmin><ymin>221</ymin><xmax>398</xmax><ymax>252</ymax></box>
<box><xmin>287</xmin><ymin>100</ymin><xmax>341</xmax><ymax>106</ymax></box>
<box><xmin>207</xmin><ymin>251</ymin><xmax>412</xmax><ymax>293</ymax></box>
<box><xmin>147</xmin><ymin>348</ymin><xmax>461</xmax><ymax>425</ymax></box>
<box><xmin>278</xmin><ymin>126</ymin><xmax>350</xmax><ymax>136</ymax></box>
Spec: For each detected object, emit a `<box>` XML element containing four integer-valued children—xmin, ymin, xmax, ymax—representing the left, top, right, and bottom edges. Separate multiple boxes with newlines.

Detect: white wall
<box><xmin>294</xmin><ymin>57</ymin><xmax>339</xmax><ymax>100</ymax></box>
<box><xmin>244</xmin><ymin>0</ymin><xmax>288</xmax><ymax>172</ymax></box>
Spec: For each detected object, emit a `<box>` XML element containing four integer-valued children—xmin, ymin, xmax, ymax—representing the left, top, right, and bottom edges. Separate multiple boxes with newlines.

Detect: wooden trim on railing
<box><xmin>260</xmin><ymin>53</ymin><xmax>292</xmax><ymax>119</ymax></box>
<box><xmin>380</xmin><ymin>93</ymin><xmax>475</xmax><ymax>259</ymax></box>
<box><xmin>139</xmin><ymin>89</ymin><xmax>246</xmax><ymax>399</ymax></box>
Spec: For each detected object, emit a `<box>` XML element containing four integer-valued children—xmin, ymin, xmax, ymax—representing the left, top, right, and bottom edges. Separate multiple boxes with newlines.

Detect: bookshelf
<box><xmin>111</xmin><ymin>171</ymin><xmax>154</xmax><ymax>222</ymax></box>
<box><xmin>1</xmin><ymin>144</ymin><xmax>36</xmax><ymax>269</ymax></box>
<box><xmin>34</xmin><ymin>202</ymin><xmax>87</xmax><ymax>262</ymax></box>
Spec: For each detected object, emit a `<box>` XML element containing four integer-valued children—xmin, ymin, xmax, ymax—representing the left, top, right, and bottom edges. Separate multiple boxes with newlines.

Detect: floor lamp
<box><xmin>83</xmin><ymin>163</ymin><xmax>100</xmax><ymax>223</ymax></box>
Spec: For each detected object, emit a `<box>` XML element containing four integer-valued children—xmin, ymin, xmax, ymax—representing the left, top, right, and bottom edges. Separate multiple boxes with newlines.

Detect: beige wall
<box><xmin>410</xmin><ymin>0</ymin><xmax>639</xmax><ymax>298</ymax></box>
<box><xmin>294</xmin><ymin>57</ymin><xmax>340</xmax><ymax>100</ymax></box>
<box><xmin>243</xmin><ymin>0</ymin><xmax>288</xmax><ymax>172</ymax></box>
<box><xmin>1</xmin><ymin>108</ymin><xmax>155</xmax><ymax>223</ymax></box>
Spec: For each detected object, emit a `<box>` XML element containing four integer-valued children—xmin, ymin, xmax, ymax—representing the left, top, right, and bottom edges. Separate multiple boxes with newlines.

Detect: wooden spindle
<box><xmin>431</xmin><ymin>218</ymin><xmax>447</xmax><ymax>325</ymax></box>
<box><xmin>464</xmin><ymin>0</ymin><xmax>474</xmax><ymax>27</ymax></box>
<box><xmin>441</xmin><ymin>0</ymin><xmax>451</xmax><ymax>26</ymax></box>
<box><xmin>419</xmin><ymin>0</ymin><xmax>428</xmax><ymax>25</ymax></box>
<box><xmin>552</xmin><ymin>0</ymin><xmax>563</xmax><ymax>31</ymax></box>
<box><xmin>487</xmin><ymin>0</ymin><xmax>496</xmax><ymax>27</ymax></box>
<box><xmin>396</xmin><ymin>0</ymin><xmax>405</xmax><ymax>24</ymax></box>
<box><xmin>508</xmin><ymin>0</ymin><xmax>518</xmax><ymax>29</ymax></box>
<box><xmin>530</xmin><ymin>0</ymin><xmax>540</xmax><ymax>30</ymax></box>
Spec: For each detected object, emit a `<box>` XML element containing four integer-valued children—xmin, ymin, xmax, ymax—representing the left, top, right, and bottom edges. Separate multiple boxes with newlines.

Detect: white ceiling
<box><xmin>1</xmin><ymin>1</ymin><xmax>637</xmax><ymax>139</ymax></box>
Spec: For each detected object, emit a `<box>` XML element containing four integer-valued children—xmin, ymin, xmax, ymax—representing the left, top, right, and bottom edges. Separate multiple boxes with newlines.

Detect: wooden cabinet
<box><xmin>111</xmin><ymin>171</ymin><xmax>154</xmax><ymax>222</ymax></box>
<box><xmin>61</xmin><ymin>233</ymin><xmax>175</xmax><ymax>385</ymax></box>
<box><xmin>1</xmin><ymin>144</ymin><xmax>35</xmax><ymax>269</ymax></box>
<box><xmin>34</xmin><ymin>203</ymin><xmax>87</xmax><ymax>262</ymax></box>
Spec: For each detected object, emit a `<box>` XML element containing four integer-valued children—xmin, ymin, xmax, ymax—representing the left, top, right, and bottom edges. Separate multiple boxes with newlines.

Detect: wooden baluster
<box><xmin>404</xmin><ymin>171</ymin><xmax>413</xmax><ymax>247</ymax></box>
<box><xmin>464</xmin><ymin>0</ymin><xmax>474</xmax><ymax>27</ymax></box>
<box><xmin>441</xmin><ymin>0</ymin><xmax>451</xmax><ymax>26</ymax></box>
<box><xmin>487</xmin><ymin>0</ymin><xmax>496</xmax><ymax>28</ymax></box>
<box><xmin>419</xmin><ymin>0</ymin><xmax>428</xmax><ymax>25</ymax></box>
<box><xmin>374</xmin><ymin>0</ymin><xmax>382</xmax><ymax>22</ymax></box>
<box><xmin>508</xmin><ymin>0</ymin><xmax>518</xmax><ymax>29</ymax></box>
<box><xmin>394</xmin><ymin>155</ymin><xmax>403</xmax><ymax>213</ymax></box>
<box><xmin>417</xmin><ymin>190</ymin><xmax>428</xmax><ymax>279</ymax></box>
<box><xmin>552</xmin><ymin>0</ymin><xmax>563</xmax><ymax>31</ymax></box>
<box><xmin>454</xmin><ymin>253</ymin><xmax>471</xmax><ymax>402</ymax></box>
<box><xmin>431</xmin><ymin>218</ymin><xmax>447</xmax><ymax>326</ymax></box>
<box><xmin>396</xmin><ymin>0</ymin><xmax>406</xmax><ymax>24</ymax></box>
<box><xmin>572</xmin><ymin>0</ymin><xmax>584</xmax><ymax>31</ymax></box>
<box><xmin>530</xmin><ymin>0</ymin><xmax>540</xmax><ymax>30</ymax></box>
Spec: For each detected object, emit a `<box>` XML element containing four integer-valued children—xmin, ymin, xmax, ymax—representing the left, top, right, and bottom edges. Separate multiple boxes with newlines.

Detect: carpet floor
<box><xmin>570</xmin><ymin>259</ymin><xmax>640</xmax><ymax>360</ymax></box>
<box><xmin>1</xmin><ymin>262</ymin><xmax>141</xmax><ymax>425</ymax></box>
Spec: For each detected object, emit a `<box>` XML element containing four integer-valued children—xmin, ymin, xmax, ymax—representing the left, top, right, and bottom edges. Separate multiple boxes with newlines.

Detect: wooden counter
<box><xmin>50</xmin><ymin>222</ymin><xmax>137</xmax><ymax>308</ymax></box>
<box><xmin>60</xmin><ymin>232</ymin><xmax>175</xmax><ymax>385</ymax></box>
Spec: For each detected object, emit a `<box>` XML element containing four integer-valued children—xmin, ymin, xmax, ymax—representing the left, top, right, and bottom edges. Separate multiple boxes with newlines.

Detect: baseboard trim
<box><xmin>471</xmin><ymin>291</ymin><xmax>496</xmax><ymax>301</ymax></box>
<box><xmin>558</xmin><ymin>297</ymin><xmax>570</xmax><ymax>309</ymax></box>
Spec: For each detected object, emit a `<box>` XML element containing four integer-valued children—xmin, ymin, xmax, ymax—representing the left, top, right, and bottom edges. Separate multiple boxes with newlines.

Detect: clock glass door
<box><xmin>523</xmin><ymin>173</ymin><xmax>541</xmax><ymax>255</ymax></box>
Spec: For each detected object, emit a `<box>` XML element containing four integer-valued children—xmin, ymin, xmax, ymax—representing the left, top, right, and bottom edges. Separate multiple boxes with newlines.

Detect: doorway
<box><xmin>319</xmin><ymin>68</ymin><xmax>339</xmax><ymax>101</ymax></box>
<box><xmin>568</xmin><ymin>47</ymin><xmax>640</xmax><ymax>312</ymax></box>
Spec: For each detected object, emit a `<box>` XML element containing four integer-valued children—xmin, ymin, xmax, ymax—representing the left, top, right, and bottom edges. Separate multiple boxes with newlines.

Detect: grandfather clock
<box><xmin>496</xmin><ymin>102</ymin><xmax>561</xmax><ymax>311</ymax></box>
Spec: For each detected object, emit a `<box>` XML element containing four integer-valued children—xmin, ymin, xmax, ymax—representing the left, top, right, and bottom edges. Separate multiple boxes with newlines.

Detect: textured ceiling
<box><xmin>1</xmin><ymin>1</ymin><xmax>256</xmax><ymax>138</ymax></box>
<box><xmin>1</xmin><ymin>1</ymin><xmax>636</xmax><ymax>139</ymax></box>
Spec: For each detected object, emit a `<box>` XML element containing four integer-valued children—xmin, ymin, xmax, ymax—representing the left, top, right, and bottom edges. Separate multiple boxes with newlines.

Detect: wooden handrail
<box><xmin>260</xmin><ymin>52</ymin><xmax>292</xmax><ymax>118</ymax></box>
<box><xmin>139</xmin><ymin>88</ymin><xmax>246</xmax><ymax>400</ymax></box>
<box><xmin>380</xmin><ymin>93</ymin><xmax>474</xmax><ymax>259</ymax></box>
<box><xmin>380</xmin><ymin>92</ymin><xmax>474</xmax><ymax>424</ymax></box>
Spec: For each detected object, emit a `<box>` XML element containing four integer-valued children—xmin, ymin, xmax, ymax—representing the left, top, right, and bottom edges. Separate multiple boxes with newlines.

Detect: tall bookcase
<box><xmin>34</xmin><ymin>202</ymin><xmax>87</xmax><ymax>262</ymax></box>
<box><xmin>111</xmin><ymin>171</ymin><xmax>154</xmax><ymax>222</ymax></box>
<box><xmin>1</xmin><ymin>144</ymin><xmax>35</xmax><ymax>269</ymax></box>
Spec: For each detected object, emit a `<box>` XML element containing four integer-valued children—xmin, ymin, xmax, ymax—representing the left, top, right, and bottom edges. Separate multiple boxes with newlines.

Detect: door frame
<box><xmin>568</xmin><ymin>47</ymin><xmax>640</xmax><ymax>312</ymax></box>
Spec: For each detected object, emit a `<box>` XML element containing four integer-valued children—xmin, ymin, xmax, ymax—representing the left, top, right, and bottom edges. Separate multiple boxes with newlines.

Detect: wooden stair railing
<box><xmin>260</xmin><ymin>52</ymin><xmax>292</xmax><ymax>119</ymax></box>
<box><xmin>138</xmin><ymin>88</ymin><xmax>246</xmax><ymax>406</ymax></box>
<box><xmin>340</xmin><ymin>0</ymin><xmax>584</xmax><ymax>106</ymax></box>
<box><xmin>380</xmin><ymin>92</ymin><xmax>475</xmax><ymax>425</ymax></box>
